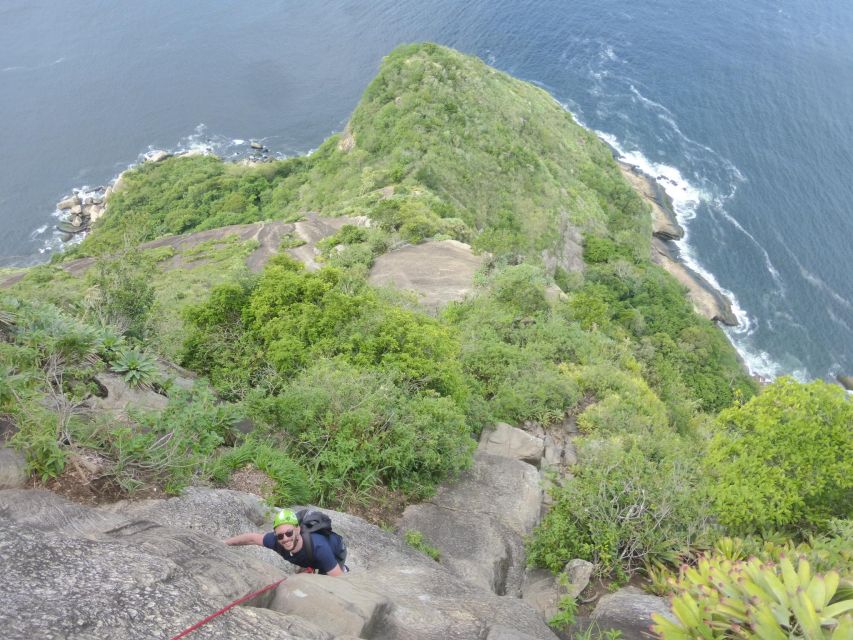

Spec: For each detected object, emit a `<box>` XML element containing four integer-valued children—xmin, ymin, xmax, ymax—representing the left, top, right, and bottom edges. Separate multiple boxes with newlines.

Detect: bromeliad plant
<box><xmin>652</xmin><ymin>554</ymin><xmax>853</xmax><ymax>639</ymax></box>
<box><xmin>110</xmin><ymin>348</ymin><xmax>158</xmax><ymax>389</ymax></box>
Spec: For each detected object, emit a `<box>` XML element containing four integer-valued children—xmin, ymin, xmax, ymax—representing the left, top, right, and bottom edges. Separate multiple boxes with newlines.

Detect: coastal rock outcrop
<box><xmin>652</xmin><ymin>238</ymin><xmax>738</xmax><ymax>326</ymax></box>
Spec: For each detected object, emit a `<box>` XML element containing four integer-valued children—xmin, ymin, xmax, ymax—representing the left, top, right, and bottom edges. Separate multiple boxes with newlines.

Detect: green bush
<box><xmin>528</xmin><ymin>437</ymin><xmax>712</xmax><ymax>577</ymax></box>
<box><xmin>210</xmin><ymin>439</ymin><xmax>312</xmax><ymax>506</ymax></box>
<box><xmin>247</xmin><ymin>360</ymin><xmax>474</xmax><ymax>504</ymax></box>
<box><xmin>706</xmin><ymin>377</ymin><xmax>853</xmax><ymax>535</ymax></box>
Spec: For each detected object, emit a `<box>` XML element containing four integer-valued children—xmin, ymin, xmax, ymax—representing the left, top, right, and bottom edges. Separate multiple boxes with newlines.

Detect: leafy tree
<box><xmin>706</xmin><ymin>377</ymin><xmax>853</xmax><ymax>534</ymax></box>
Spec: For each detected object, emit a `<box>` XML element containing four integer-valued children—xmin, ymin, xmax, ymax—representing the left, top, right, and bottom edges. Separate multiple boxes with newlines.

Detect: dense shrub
<box><xmin>528</xmin><ymin>437</ymin><xmax>712</xmax><ymax>577</ymax></box>
<box><xmin>706</xmin><ymin>377</ymin><xmax>853</xmax><ymax>534</ymax></box>
<box><xmin>246</xmin><ymin>360</ymin><xmax>474</xmax><ymax>503</ymax></box>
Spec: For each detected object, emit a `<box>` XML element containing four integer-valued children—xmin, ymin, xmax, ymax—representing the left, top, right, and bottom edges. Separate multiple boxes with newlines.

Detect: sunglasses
<box><xmin>276</xmin><ymin>530</ymin><xmax>296</xmax><ymax>541</ymax></box>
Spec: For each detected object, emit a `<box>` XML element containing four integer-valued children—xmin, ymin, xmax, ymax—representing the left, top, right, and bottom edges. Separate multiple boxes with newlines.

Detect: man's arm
<box><xmin>224</xmin><ymin>532</ymin><xmax>265</xmax><ymax>546</ymax></box>
<box><xmin>325</xmin><ymin>564</ymin><xmax>344</xmax><ymax>577</ymax></box>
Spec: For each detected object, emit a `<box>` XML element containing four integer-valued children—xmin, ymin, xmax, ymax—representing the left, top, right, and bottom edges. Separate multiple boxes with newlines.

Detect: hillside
<box><xmin>1</xmin><ymin>43</ymin><xmax>850</xmax><ymax>639</ymax></box>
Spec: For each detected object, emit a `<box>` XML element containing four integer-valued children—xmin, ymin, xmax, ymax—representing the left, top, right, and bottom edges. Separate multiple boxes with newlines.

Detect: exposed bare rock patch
<box><xmin>368</xmin><ymin>240</ymin><xmax>485</xmax><ymax>312</ymax></box>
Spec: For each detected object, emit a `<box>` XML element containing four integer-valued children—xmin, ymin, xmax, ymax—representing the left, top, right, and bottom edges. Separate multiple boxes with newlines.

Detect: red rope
<box><xmin>169</xmin><ymin>578</ymin><xmax>286</xmax><ymax>639</ymax></box>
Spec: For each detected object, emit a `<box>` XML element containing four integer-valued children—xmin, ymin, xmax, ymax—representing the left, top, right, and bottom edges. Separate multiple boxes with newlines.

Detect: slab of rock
<box><xmin>478</xmin><ymin>422</ymin><xmax>545</xmax><ymax>466</ymax></box>
<box><xmin>618</xmin><ymin>163</ymin><xmax>684</xmax><ymax>240</ymax></box>
<box><xmin>398</xmin><ymin>452</ymin><xmax>541</xmax><ymax>598</ymax></box>
<box><xmin>92</xmin><ymin>372</ymin><xmax>169</xmax><ymax>413</ymax></box>
<box><xmin>144</xmin><ymin>150</ymin><xmax>171</xmax><ymax>163</ymax></box>
<box><xmin>399</xmin><ymin>501</ymin><xmax>523</xmax><ymax>595</ymax></box>
<box><xmin>287</xmin><ymin>213</ymin><xmax>371</xmax><ymax>271</ymax></box>
<box><xmin>521</xmin><ymin>567</ymin><xmax>563</xmax><ymax>622</ymax></box>
<box><xmin>0</xmin><ymin>447</ymin><xmax>28</xmax><ymax>489</ymax></box>
<box><xmin>270</xmin><ymin>574</ymin><xmax>391</xmax><ymax>637</ymax></box>
<box><xmin>429</xmin><ymin>452</ymin><xmax>542</xmax><ymax>539</ymax></box>
<box><xmin>485</xmin><ymin>625</ymin><xmax>549</xmax><ymax>640</ymax></box>
<box><xmin>368</xmin><ymin>239</ymin><xmax>484</xmax><ymax>312</ymax></box>
<box><xmin>58</xmin><ymin>194</ymin><xmax>80</xmax><ymax>210</ymax></box>
<box><xmin>0</xmin><ymin>487</ymin><xmax>557</xmax><ymax>640</ymax></box>
<box><xmin>0</xmin><ymin>489</ymin><xmax>300</xmax><ymax>640</ymax></box>
<box><xmin>590</xmin><ymin>586</ymin><xmax>673</xmax><ymax>640</ymax></box>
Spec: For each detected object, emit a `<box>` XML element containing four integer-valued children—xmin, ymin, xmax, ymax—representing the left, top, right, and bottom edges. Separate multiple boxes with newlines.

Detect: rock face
<box><xmin>92</xmin><ymin>372</ymin><xmax>169</xmax><ymax>413</ymax></box>
<box><xmin>618</xmin><ymin>163</ymin><xmax>684</xmax><ymax>240</ymax></box>
<box><xmin>0</xmin><ymin>487</ymin><xmax>557</xmax><ymax>640</ymax></box>
<box><xmin>399</xmin><ymin>430</ymin><xmax>543</xmax><ymax>598</ymax></box>
<box><xmin>368</xmin><ymin>239</ymin><xmax>485</xmax><ymax>312</ymax></box>
<box><xmin>590</xmin><ymin>586</ymin><xmax>673</xmax><ymax>640</ymax></box>
<box><xmin>478</xmin><ymin>422</ymin><xmax>545</xmax><ymax>466</ymax></box>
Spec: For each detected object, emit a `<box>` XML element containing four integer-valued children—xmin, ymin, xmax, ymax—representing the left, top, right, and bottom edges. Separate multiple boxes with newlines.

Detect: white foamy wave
<box><xmin>592</xmin><ymin>130</ymin><xmax>795</xmax><ymax>379</ymax></box>
<box><xmin>2</xmin><ymin>57</ymin><xmax>66</xmax><ymax>73</ymax></box>
<box><xmin>595</xmin><ymin>131</ymin><xmax>707</xmax><ymax>216</ymax></box>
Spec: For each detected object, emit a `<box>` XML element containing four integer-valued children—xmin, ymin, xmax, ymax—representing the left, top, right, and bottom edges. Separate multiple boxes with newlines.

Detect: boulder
<box><xmin>0</xmin><ymin>447</ymin><xmax>28</xmax><ymax>489</ymax></box>
<box><xmin>144</xmin><ymin>150</ymin><xmax>171</xmax><ymax>163</ymax></box>
<box><xmin>837</xmin><ymin>374</ymin><xmax>853</xmax><ymax>391</ymax></box>
<box><xmin>590</xmin><ymin>586</ymin><xmax>673</xmax><ymax>640</ymax></box>
<box><xmin>521</xmin><ymin>567</ymin><xmax>563</xmax><ymax>622</ymax></box>
<box><xmin>89</xmin><ymin>204</ymin><xmax>106</xmax><ymax>222</ymax></box>
<box><xmin>58</xmin><ymin>194</ymin><xmax>80</xmax><ymax>210</ymax></box>
<box><xmin>250</xmin><ymin>141</ymin><xmax>263</xmax><ymax>150</ymax></box>
<box><xmin>478</xmin><ymin>422</ymin><xmax>545</xmax><ymax>466</ymax></box>
<box><xmin>564</xmin><ymin>559</ymin><xmax>594</xmax><ymax>599</ymax></box>
<box><xmin>70</xmin><ymin>204</ymin><xmax>83</xmax><ymax>215</ymax></box>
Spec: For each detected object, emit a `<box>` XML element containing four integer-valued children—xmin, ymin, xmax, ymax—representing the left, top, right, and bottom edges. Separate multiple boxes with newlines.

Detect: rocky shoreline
<box><xmin>618</xmin><ymin>162</ymin><xmax>738</xmax><ymax>327</ymax></box>
<box><xmin>52</xmin><ymin>142</ymin><xmax>275</xmax><ymax>242</ymax></box>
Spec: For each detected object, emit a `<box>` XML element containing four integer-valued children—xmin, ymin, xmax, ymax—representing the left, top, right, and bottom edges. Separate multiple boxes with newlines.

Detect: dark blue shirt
<box><xmin>262</xmin><ymin>531</ymin><xmax>339</xmax><ymax>574</ymax></box>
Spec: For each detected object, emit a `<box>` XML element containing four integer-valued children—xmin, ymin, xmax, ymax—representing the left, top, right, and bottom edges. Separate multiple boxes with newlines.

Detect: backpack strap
<box><xmin>300</xmin><ymin>525</ymin><xmax>315</xmax><ymax>568</ymax></box>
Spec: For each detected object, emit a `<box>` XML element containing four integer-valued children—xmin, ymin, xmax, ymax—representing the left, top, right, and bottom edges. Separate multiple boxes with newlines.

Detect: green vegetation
<box><xmin>3</xmin><ymin>44</ymin><xmax>849</xmax><ymax>622</ymax></box>
<box><xmin>652</xmin><ymin>554</ymin><xmax>853</xmax><ymax>639</ymax></box>
<box><xmin>706</xmin><ymin>378</ymin><xmax>852</xmax><ymax>534</ymax></box>
<box><xmin>404</xmin><ymin>530</ymin><xmax>441</xmax><ymax>561</ymax></box>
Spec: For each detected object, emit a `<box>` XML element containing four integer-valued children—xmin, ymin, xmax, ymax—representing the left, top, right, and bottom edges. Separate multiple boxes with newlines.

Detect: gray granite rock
<box><xmin>478</xmin><ymin>422</ymin><xmax>545</xmax><ymax>466</ymax></box>
<box><xmin>0</xmin><ymin>447</ymin><xmax>28</xmax><ymax>489</ymax></box>
<box><xmin>590</xmin><ymin>586</ymin><xmax>673</xmax><ymax>640</ymax></box>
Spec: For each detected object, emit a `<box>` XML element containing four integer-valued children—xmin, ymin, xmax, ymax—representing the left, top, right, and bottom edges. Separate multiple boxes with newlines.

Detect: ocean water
<box><xmin>1</xmin><ymin>0</ymin><xmax>851</xmax><ymax>382</ymax></box>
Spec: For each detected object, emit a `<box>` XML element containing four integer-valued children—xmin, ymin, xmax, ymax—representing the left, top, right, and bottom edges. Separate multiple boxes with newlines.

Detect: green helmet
<box><xmin>273</xmin><ymin>509</ymin><xmax>299</xmax><ymax>528</ymax></box>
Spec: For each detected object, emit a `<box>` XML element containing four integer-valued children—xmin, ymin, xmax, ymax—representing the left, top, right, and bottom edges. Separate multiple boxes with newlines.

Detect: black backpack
<box><xmin>296</xmin><ymin>508</ymin><xmax>348</xmax><ymax>569</ymax></box>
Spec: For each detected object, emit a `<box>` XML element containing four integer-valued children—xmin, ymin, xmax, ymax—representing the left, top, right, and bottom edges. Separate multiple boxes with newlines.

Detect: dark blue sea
<box><xmin>1</xmin><ymin>0</ymin><xmax>851</xmax><ymax>383</ymax></box>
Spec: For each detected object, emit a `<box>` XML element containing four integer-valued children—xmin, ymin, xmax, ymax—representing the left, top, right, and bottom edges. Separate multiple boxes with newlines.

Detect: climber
<box><xmin>224</xmin><ymin>509</ymin><xmax>346</xmax><ymax>576</ymax></box>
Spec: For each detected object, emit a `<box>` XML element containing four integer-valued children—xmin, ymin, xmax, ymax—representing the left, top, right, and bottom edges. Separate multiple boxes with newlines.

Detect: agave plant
<box><xmin>110</xmin><ymin>348</ymin><xmax>158</xmax><ymax>389</ymax></box>
<box><xmin>652</xmin><ymin>554</ymin><xmax>853</xmax><ymax>639</ymax></box>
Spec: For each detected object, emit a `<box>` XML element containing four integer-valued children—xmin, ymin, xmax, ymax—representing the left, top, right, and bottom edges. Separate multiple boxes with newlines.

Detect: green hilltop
<box><xmin>2</xmin><ymin>44</ymin><xmax>850</xmax><ymax>626</ymax></box>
